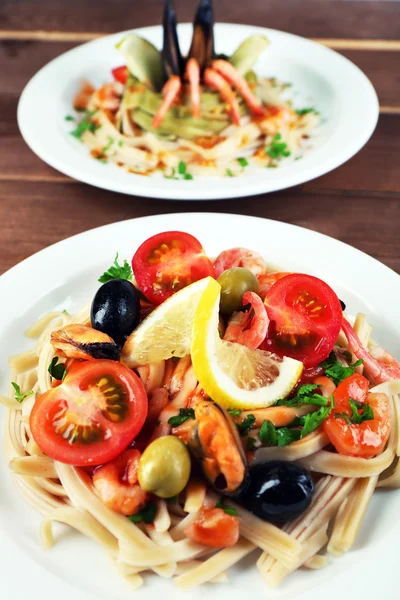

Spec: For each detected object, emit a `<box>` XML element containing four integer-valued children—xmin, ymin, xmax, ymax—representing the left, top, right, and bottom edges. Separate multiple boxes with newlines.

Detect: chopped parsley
<box><xmin>128</xmin><ymin>501</ymin><xmax>157</xmax><ymax>524</ymax></box>
<box><xmin>98</xmin><ymin>253</ymin><xmax>133</xmax><ymax>283</ymax></box>
<box><xmin>247</xmin><ymin>436</ymin><xmax>258</xmax><ymax>451</ymax></box>
<box><xmin>228</xmin><ymin>409</ymin><xmax>242</xmax><ymax>417</ymax></box>
<box><xmin>236</xmin><ymin>414</ymin><xmax>256</xmax><ymax>436</ymax></box>
<box><xmin>101</xmin><ymin>136</ymin><xmax>114</xmax><ymax>154</ymax></box>
<box><xmin>118</xmin><ymin>140</ymin><xmax>124</xmax><ymax>147</ymax></box>
<box><xmin>276</xmin><ymin>384</ymin><xmax>329</xmax><ymax>408</ymax></box>
<box><xmin>64</xmin><ymin>114</ymin><xmax>74</xmax><ymax>121</ymax></box>
<box><xmin>70</xmin><ymin>110</ymin><xmax>100</xmax><ymax>139</ymax></box>
<box><xmin>237</xmin><ymin>157</ymin><xmax>249</xmax><ymax>167</ymax></box>
<box><xmin>320</xmin><ymin>352</ymin><xmax>364</xmax><ymax>385</ymax></box>
<box><xmin>335</xmin><ymin>399</ymin><xmax>374</xmax><ymax>426</ymax></box>
<box><xmin>168</xmin><ymin>408</ymin><xmax>196</xmax><ymax>427</ymax></box>
<box><xmin>48</xmin><ymin>357</ymin><xmax>67</xmax><ymax>381</ymax></box>
<box><xmin>164</xmin><ymin>162</ymin><xmax>193</xmax><ymax>180</ymax></box>
<box><xmin>226</xmin><ymin>169</ymin><xmax>234</xmax><ymax>177</ymax></box>
<box><xmin>266</xmin><ymin>134</ymin><xmax>291</xmax><ymax>159</ymax></box>
<box><xmin>295</xmin><ymin>107</ymin><xmax>318</xmax><ymax>116</ymax></box>
<box><xmin>216</xmin><ymin>498</ymin><xmax>238</xmax><ymax>516</ymax></box>
<box><xmin>11</xmin><ymin>382</ymin><xmax>34</xmax><ymax>403</ymax></box>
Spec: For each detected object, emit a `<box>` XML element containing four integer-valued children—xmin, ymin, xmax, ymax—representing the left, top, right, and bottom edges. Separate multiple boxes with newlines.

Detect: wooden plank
<box><xmin>0</xmin><ymin>180</ymin><xmax>398</xmax><ymax>276</ymax></box>
<box><xmin>0</xmin><ymin>1</ymin><xmax>399</xmax><ymax>40</ymax></box>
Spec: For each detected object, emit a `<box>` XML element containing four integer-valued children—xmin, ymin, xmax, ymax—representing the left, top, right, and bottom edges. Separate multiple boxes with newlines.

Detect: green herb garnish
<box><xmin>128</xmin><ymin>502</ymin><xmax>157</xmax><ymax>524</ymax></box>
<box><xmin>247</xmin><ymin>436</ymin><xmax>258</xmax><ymax>451</ymax></box>
<box><xmin>320</xmin><ymin>352</ymin><xmax>364</xmax><ymax>385</ymax></box>
<box><xmin>226</xmin><ymin>169</ymin><xmax>234</xmax><ymax>177</ymax></box>
<box><xmin>236</xmin><ymin>414</ymin><xmax>256</xmax><ymax>436</ymax></box>
<box><xmin>228</xmin><ymin>409</ymin><xmax>242</xmax><ymax>417</ymax></box>
<box><xmin>276</xmin><ymin>384</ymin><xmax>329</xmax><ymax>408</ymax></box>
<box><xmin>64</xmin><ymin>115</ymin><xmax>74</xmax><ymax>121</ymax></box>
<box><xmin>335</xmin><ymin>399</ymin><xmax>374</xmax><ymax>426</ymax></box>
<box><xmin>295</xmin><ymin>107</ymin><xmax>318</xmax><ymax>116</ymax></box>
<box><xmin>237</xmin><ymin>157</ymin><xmax>249</xmax><ymax>167</ymax></box>
<box><xmin>266</xmin><ymin>134</ymin><xmax>291</xmax><ymax>159</ymax></box>
<box><xmin>118</xmin><ymin>140</ymin><xmax>124</xmax><ymax>147</ymax></box>
<box><xmin>48</xmin><ymin>357</ymin><xmax>67</xmax><ymax>381</ymax></box>
<box><xmin>216</xmin><ymin>498</ymin><xmax>238</xmax><ymax>516</ymax></box>
<box><xmin>178</xmin><ymin>161</ymin><xmax>194</xmax><ymax>180</ymax></box>
<box><xmin>101</xmin><ymin>136</ymin><xmax>114</xmax><ymax>154</ymax></box>
<box><xmin>168</xmin><ymin>408</ymin><xmax>196</xmax><ymax>427</ymax></box>
<box><xmin>300</xmin><ymin>405</ymin><xmax>332</xmax><ymax>437</ymax></box>
<box><xmin>98</xmin><ymin>253</ymin><xmax>133</xmax><ymax>283</ymax></box>
<box><xmin>70</xmin><ymin>110</ymin><xmax>99</xmax><ymax>139</ymax></box>
<box><xmin>11</xmin><ymin>382</ymin><xmax>34</xmax><ymax>403</ymax></box>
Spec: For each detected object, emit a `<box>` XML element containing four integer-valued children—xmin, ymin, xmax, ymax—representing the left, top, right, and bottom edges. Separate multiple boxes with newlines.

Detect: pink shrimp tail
<box><xmin>185</xmin><ymin>58</ymin><xmax>201</xmax><ymax>118</ymax></box>
<box><xmin>224</xmin><ymin>291</ymin><xmax>269</xmax><ymax>350</ymax></box>
<box><xmin>341</xmin><ymin>317</ymin><xmax>390</xmax><ymax>384</ymax></box>
<box><xmin>203</xmin><ymin>68</ymin><xmax>241</xmax><ymax>126</ymax></box>
<box><xmin>152</xmin><ymin>75</ymin><xmax>182</xmax><ymax>128</ymax></box>
<box><xmin>211</xmin><ymin>59</ymin><xmax>265</xmax><ymax>116</ymax></box>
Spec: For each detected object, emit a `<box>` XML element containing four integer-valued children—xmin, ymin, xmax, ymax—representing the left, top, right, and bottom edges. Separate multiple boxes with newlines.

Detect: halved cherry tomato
<box><xmin>132</xmin><ymin>231</ymin><xmax>215</xmax><ymax>305</ymax></box>
<box><xmin>262</xmin><ymin>274</ymin><xmax>342</xmax><ymax>367</ymax></box>
<box><xmin>323</xmin><ymin>373</ymin><xmax>391</xmax><ymax>457</ymax></box>
<box><xmin>184</xmin><ymin>507</ymin><xmax>239</xmax><ymax>548</ymax></box>
<box><xmin>30</xmin><ymin>360</ymin><xmax>148</xmax><ymax>466</ymax></box>
<box><xmin>224</xmin><ymin>291</ymin><xmax>269</xmax><ymax>350</ymax></box>
<box><xmin>112</xmin><ymin>65</ymin><xmax>128</xmax><ymax>85</ymax></box>
<box><xmin>213</xmin><ymin>247</ymin><xmax>267</xmax><ymax>278</ymax></box>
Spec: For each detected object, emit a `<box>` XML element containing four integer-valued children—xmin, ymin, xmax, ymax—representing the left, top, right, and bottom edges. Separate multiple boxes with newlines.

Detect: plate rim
<box><xmin>17</xmin><ymin>22</ymin><xmax>379</xmax><ymax>200</ymax></box>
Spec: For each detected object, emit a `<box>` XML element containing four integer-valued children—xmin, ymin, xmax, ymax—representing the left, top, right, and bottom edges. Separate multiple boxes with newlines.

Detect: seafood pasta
<box><xmin>3</xmin><ymin>231</ymin><xmax>400</xmax><ymax>591</ymax></box>
<box><xmin>67</xmin><ymin>0</ymin><xmax>320</xmax><ymax>178</ymax></box>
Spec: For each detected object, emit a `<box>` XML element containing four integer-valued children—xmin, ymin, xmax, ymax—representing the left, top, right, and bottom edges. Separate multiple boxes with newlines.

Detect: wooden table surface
<box><xmin>1</xmin><ymin>0</ymin><xmax>399</xmax><ymax>276</ymax></box>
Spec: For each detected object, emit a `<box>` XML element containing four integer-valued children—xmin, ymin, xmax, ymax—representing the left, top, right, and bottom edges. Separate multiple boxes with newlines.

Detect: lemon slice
<box><xmin>121</xmin><ymin>277</ymin><xmax>214</xmax><ymax>367</ymax></box>
<box><xmin>191</xmin><ymin>278</ymin><xmax>303</xmax><ymax>410</ymax></box>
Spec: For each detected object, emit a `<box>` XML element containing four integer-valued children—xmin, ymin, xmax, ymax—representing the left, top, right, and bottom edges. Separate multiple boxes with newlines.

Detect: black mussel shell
<box><xmin>188</xmin><ymin>0</ymin><xmax>215</xmax><ymax>72</ymax></box>
<box><xmin>162</xmin><ymin>0</ymin><xmax>184</xmax><ymax>81</ymax></box>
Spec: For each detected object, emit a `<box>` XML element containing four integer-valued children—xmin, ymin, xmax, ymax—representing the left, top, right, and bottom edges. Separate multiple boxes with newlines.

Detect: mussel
<box><xmin>162</xmin><ymin>0</ymin><xmax>184</xmax><ymax>81</ymax></box>
<box><xmin>188</xmin><ymin>0</ymin><xmax>215</xmax><ymax>72</ymax></box>
<box><xmin>50</xmin><ymin>324</ymin><xmax>120</xmax><ymax>361</ymax></box>
<box><xmin>186</xmin><ymin>399</ymin><xmax>248</xmax><ymax>496</ymax></box>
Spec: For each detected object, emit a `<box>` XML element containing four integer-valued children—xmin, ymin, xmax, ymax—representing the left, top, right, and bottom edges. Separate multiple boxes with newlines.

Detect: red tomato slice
<box><xmin>112</xmin><ymin>65</ymin><xmax>128</xmax><ymax>84</ymax></box>
<box><xmin>224</xmin><ymin>291</ymin><xmax>269</xmax><ymax>350</ymax></box>
<box><xmin>262</xmin><ymin>273</ymin><xmax>342</xmax><ymax>367</ymax></box>
<box><xmin>132</xmin><ymin>231</ymin><xmax>215</xmax><ymax>305</ymax></box>
<box><xmin>30</xmin><ymin>360</ymin><xmax>148</xmax><ymax>466</ymax></box>
<box><xmin>323</xmin><ymin>373</ymin><xmax>391</xmax><ymax>457</ymax></box>
<box><xmin>184</xmin><ymin>507</ymin><xmax>239</xmax><ymax>548</ymax></box>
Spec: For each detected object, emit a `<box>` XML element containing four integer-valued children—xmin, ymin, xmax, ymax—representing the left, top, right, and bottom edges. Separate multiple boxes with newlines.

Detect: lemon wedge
<box><xmin>121</xmin><ymin>277</ymin><xmax>214</xmax><ymax>367</ymax></box>
<box><xmin>191</xmin><ymin>278</ymin><xmax>303</xmax><ymax>410</ymax></box>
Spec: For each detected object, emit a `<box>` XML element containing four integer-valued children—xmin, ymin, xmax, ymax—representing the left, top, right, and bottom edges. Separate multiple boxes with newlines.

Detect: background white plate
<box><xmin>17</xmin><ymin>23</ymin><xmax>379</xmax><ymax>200</ymax></box>
<box><xmin>1</xmin><ymin>213</ymin><xmax>399</xmax><ymax>600</ymax></box>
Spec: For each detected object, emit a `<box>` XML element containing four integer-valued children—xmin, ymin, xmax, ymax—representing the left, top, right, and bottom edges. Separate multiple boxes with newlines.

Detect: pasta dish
<box><xmin>3</xmin><ymin>231</ymin><xmax>400</xmax><ymax>591</ymax></box>
<box><xmin>66</xmin><ymin>0</ymin><xmax>320</xmax><ymax>178</ymax></box>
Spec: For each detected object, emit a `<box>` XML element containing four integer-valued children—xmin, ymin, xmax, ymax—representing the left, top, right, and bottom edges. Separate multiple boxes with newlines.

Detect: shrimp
<box><xmin>211</xmin><ymin>59</ymin><xmax>264</xmax><ymax>116</ymax></box>
<box><xmin>257</xmin><ymin>272</ymin><xmax>290</xmax><ymax>299</ymax></box>
<box><xmin>185</xmin><ymin>57</ymin><xmax>201</xmax><ymax>118</ymax></box>
<box><xmin>313</xmin><ymin>375</ymin><xmax>336</xmax><ymax>398</ymax></box>
<box><xmin>213</xmin><ymin>247</ymin><xmax>267</xmax><ymax>278</ymax></box>
<box><xmin>341</xmin><ymin>318</ymin><xmax>400</xmax><ymax>384</ymax></box>
<box><xmin>73</xmin><ymin>80</ymin><xmax>95</xmax><ymax>111</ymax></box>
<box><xmin>152</xmin><ymin>75</ymin><xmax>182</xmax><ymax>127</ymax></box>
<box><xmin>203</xmin><ymin>68</ymin><xmax>241</xmax><ymax>126</ymax></box>
<box><xmin>92</xmin><ymin>81</ymin><xmax>123</xmax><ymax>111</ymax></box>
<box><xmin>224</xmin><ymin>291</ymin><xmax>269</xmax><ymax>350</ymax></box>
<box><xmin>92</xmin><ymin>449</ymin><xmax>147</xmax><ymax>516</ymax></box>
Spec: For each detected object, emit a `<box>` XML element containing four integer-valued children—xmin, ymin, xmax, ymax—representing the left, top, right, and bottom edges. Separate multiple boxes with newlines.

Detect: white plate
<box><xmin>0</xmin><ymin>213</ymin><xmax>399</xmax><ymax>600</ymax></box>
<box><xmin>17</xmin><ymin>23</ymin><xmax>379</xmax><ymax>200</ymax></box>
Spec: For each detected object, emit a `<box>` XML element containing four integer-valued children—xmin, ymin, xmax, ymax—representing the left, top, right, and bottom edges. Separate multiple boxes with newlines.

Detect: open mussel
<box><xmin>51</xmin><ymin>324</ymin><xmax>120</xmax><ymax>361</ymax></box>
<box><xmin>162</xmin><ymin>0</ymin><xmax>184</xmax><ymax>81</ymax></box>
<box><xmin>188</xmin><ymin>0</ymin><xmax>215</xmax><ymax>72</ymax></box>
<box><xmin>186</xmin><ymin>399</ymin><xmax>249</xmax><ymax>496</ymax></box>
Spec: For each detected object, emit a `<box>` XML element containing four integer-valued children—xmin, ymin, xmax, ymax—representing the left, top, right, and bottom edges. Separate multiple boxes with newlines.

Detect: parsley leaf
<box><xmin>11</xmin><ymin>382</ymin><xmax>34</xmax><ymax>403</ymax></box>
<box><xmin>216</xmin><ymin>498</ymin><xmax>238</xmax><ymax>516</ymax></box>
<box><xmin>266</xmin><ymin>134</ymin><xmax>291</xmax><ymax>159</ymax></box>
<box><xmin>128</xmin><ymin>501</ymin><xmax>157</xmax><ymax>524</ymax></box>
<box><xmin>165</xmin><ymin>162</ymin><xmax>193</xmax><ymax>180</ymax></box>
<box><xmin>236</xmin><ymin>414</ymin><xmax>256</xmax><ymax>436</ymax></box>
<box><xmin>70</xmin><ymin>110</ymin><xmax>100</xmax><ymax>139</ymax></box>
<box><xmin>276</xmin><ymin>384</ymin><xmax>329</xmax><ymax>408</ymax></box>
<box><xmin>335</xmin><ymin>399</ymin><xmax>374</xmax><ymax>426</ymax></box>
<box><xmin>228</xmin><ymin>409</ymin><xmax>242</xmax><ymax>417</ymax></box>
<box><xmin>295</xmin><ymin>107</ymin><xmax>318</xmax><ymax>116</ymax></box>
<box><xmin>237</xmin><ymin>157</ymin><xmax>249</xmax><ymax>167</ymax></box>
<box><xmin>101</xmin><ymin>136</ymin><xmax>114</xmax><ymax>155</ymax></box>
<box><xmin>168</xmin><ymin>408</ymin><xmax>195</xmax><ymax>427</ymax></box>
<box><xmin>320</xmin><ymin>352</ymin><xmax>364</xmax><ymax>385</ymax></box>
<box><xmin>64</xmin><ymin>114</ymin><xmax>74</xmax><ymax>121</ymax></box>
<box><xmin>48</xmin><ymin>357</ymin><xmax>67</xmax><ymax>381</ymax></box>
<box><xmin>98</xmin><ymin>253</ymin><xmax>133</xmax><ymax>283</ymax></box>
<box><xmin>226</xmin><ymin>169</ymin><xmax>234</xmax><ymax>177</ymax></box>
<box><xmin>259</xmin><ymin>420</ymin><xmax>301</xmax><ymax>447</ymax></box>
<box><xmin>178</xmin><ymin>160</ymin><xmax>187</xmax><ymax>175</ymax></box>
<box><xmin>247</xmin><ymin>436</ymin><xmax>258</xmax><ymax>451</ymax></box>
<box><xmin>300</xmin><ymin>405</ymin><xmax>332</xmax><ymax>437</ymax></box>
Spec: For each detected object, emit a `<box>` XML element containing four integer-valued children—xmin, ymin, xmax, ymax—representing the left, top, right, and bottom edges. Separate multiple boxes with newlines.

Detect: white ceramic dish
<box><xmin>17</xmin><ymin>23</ymin><xmax>379</xmax><ymax>200</ymax></box>
<box><xmin>0</xmin><ymin>213</ymin><xmax>399</xmax><ymax>600</ymax></box>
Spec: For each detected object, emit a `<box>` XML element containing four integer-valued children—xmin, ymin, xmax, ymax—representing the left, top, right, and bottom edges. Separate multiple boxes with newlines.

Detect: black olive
<box><xmin>91</xmin><ymin>280</ymin><xmax>140</xmax><ymax>345</ymax></box>
<box><xmin>237</xmin><ymin>461</ymin><xmax>314</xmax><ymax>524</ymax></box>
<box><xmin>340</xmin><ymin>299</ymin><xmax>346</xmax><ymax>311</ymax></box>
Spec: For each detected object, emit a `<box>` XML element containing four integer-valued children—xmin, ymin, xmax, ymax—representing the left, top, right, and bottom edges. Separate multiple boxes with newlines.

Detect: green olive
<box><xmin>217</xmin><ymin>267</ymin><xmax>259</xmax><ymax>314</ymax></box>
<box><xmin>138</xmin><ymin>436</ymin><xmax>191</xmax><ymax>499</ymax></box>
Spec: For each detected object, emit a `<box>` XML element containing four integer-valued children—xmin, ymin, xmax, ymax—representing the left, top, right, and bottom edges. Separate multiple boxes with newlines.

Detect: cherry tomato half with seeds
<box><xmin>323</xmin><ymin>373</ymin><xmax>391</xmax><ymax>458</ymax></box>
<box><xmin>30</xmin><ymin>359</ymin><xmax>148</xmax><ymax>466</ymax></box>
<box><xmin>262</xmin><ymin>274</ymin><xmax>342</xmax><ymax>367</ymax></box>
<box><xmin>132</xmin><ymin>231</ymin><xmax>215</xmax><ymax>305</ymax></box>
<box><xmin>112</xmin><ymin>65</ymin><xmax>128</xmax><ymax>84</ymax></box>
